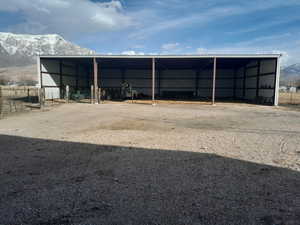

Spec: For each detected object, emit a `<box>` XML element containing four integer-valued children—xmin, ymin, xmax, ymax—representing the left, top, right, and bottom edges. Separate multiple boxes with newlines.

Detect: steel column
<box><xmin>212</xmin><ymin>57</ymin><xmax>217</xmax><ymax>105</ymax></box>
<box><xmin>195</xmin><ymin>70</ymin><xmax>200</xmax><ymax>98</ymax></box>
<box><xmin>152</xmin><ymin>58</ymin><xmax>156</xmax><ymax>105</ymax></box>
<box><xmin>59</xmin><ymin>59</ymin><xmax>63</xmax><ymax>99</ymax></box>
<box><xmin>274</xmin><ymin>57</ymin><xmax>281</xmax><ymax>106</ymax></box>
<box><xmin>93</xmin><ymin>58</ymin><xmax>98</xmax><ymax>104</ymax></box>
<box><xmin>256</xmin><ymin>59</ymin><xmax>261</xmax><ymax>101</ymax></box>
<box><xmin>233</xmin><ymin>68</ymin><xmax>237</xmax><ymax>100</ymax></box>
<box><xmin>243</xmin><ymin>66</ymin><xmax>246</xmax><ymax>99</ymax></box>
<box><xmin>157</xmin><ymin>69</ymin><xmax>161</xmax><ymax>97</ymax></box>
<box><xmin>121</xmin><ymin>68</ymin><xmax>126</xmax><ymax>82</ymax></box>
<box><xmin>75</xmin><ymin>64</ymin><xmax>79</xmax><ymax>91</ymax></box>
<box><xmin>86</xmin><ymin>66</ymin><xmax>90</xmax><ymax>88</ymax></box>
<box><xmin>37</xmin><ymin>56</ymin><xmax>42</xmax><ymax>89</ymax></box>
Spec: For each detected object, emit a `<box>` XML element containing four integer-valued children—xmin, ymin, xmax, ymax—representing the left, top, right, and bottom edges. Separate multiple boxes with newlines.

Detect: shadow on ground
<box><xmin>0</xmin><ymin>134</ymin><xmax>299</xmax><ymax>225</ymax></box>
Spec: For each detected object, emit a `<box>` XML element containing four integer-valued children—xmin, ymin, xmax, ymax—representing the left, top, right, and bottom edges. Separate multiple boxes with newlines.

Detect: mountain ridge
<box><xmin>0</xmin><ymin>32</ymin><xmax>95</xmax><ymax>67</ymax></box>
<box><xmin>280</xmin><ymin>63</ymin><xmax>300</xmax><ymax>85</ymax></box>
<box><xmin>0</xmin><ymin>32</ymin><xmax>96</xmax><ymax>85</ymax></box>
<box><xmin>0</xmin><ymin>32</ymin><xmax>299</xmax><ymax>86</ymax></box>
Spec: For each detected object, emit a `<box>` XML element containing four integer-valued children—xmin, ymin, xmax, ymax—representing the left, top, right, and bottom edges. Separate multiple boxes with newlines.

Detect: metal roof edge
<box><xmin>38</xmin><ymin>54</ymin><xmax>282</xmax><ymax>59</ymax></box>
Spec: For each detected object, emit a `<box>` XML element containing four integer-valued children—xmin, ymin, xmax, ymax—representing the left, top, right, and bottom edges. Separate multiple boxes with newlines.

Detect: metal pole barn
<box><xmin>212</xmin><ymin>57</ymin><xmax>217</xmax><ymax>105</ymax></box>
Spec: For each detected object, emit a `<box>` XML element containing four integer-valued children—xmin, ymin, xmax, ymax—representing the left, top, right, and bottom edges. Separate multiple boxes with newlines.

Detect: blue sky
<box><xmin>0</xmin><ymin>0</ymin><xmax>300</xmax><ymax>65</ymax></box>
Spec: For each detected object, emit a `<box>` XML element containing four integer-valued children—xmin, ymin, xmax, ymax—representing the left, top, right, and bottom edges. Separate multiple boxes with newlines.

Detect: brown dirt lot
<box><xmin>0</xmin><ymin>102</ymin><xmax>299</xmax><ymax>225</ymax></box>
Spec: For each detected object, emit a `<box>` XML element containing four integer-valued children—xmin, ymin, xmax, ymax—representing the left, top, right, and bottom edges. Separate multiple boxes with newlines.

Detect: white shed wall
<box><xmin>41</xmin><ymin>59</ymin><xmax>89</xmax><ymax>99</ymax></box>
<box><xmin>41</xmin><ymin>59</ymin><xmax>61</xmax><ymax>99</ymax></box>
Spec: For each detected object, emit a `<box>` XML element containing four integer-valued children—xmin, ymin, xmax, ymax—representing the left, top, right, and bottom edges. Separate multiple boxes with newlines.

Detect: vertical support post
<box><xmin>233</xmin><ymin>68</ymin><xmax>237</xmax><ymax>100</ymax></box>
<box><xmin>65</xmin><ymin>85</ymin><xmax>69</xmax><ymax>103</ymax></box>
<box><xmin>195</xmin><ymin>70</ymin><xmax>199</xmax><ymax>98</ymax></box>
<box><xmin>27</xmin><ymin>88</ymin><xmax>30</xmax><ymax>103</ymax></box>
<box><xmin>98</xmin><ymin>87</ymin><xmax>101</xmax><ymax>103</ymax></box>
<box><xmin>243</xmin><ymin>66</ymin><xmax>246</xmax><ymax>99</ymax></box>
<box><xmin>76</xmin><ymin>64</ymin><xmax>79</xmax><ymax>92</ymax></box>
<box><xmin>93</xmin><ymin>58</ymin><xmax>98</xmax><ymax>104</ymax></box>
<box><xmin>59</xmin><ymin>59</ymin><xmax>63</xmax><ymax>99</ymax></box>
<box><xmin>212</xmin><ymin>57</ymin><xmax>217</xmax><ymax>105</ymax></box>
<box><xmin>91</xmin><ymin>85</ymin><xmax>94</xmax><ymax>104</ymax></box>
<box><xmin>0</xmin><ymin>86</ymin><xmax>3</xmax><ymax>118</ymax></box>
<box><xmin>121</xmin><ymin>68</ymin><xmax>125</xmax><ymax>82</ymax></box>
<box><xmin>256</xmin><ymin>59</ymin><xmax>261</xmax><ymax>102</ymax></box>
<box><xmin>86</xmin><ymin>66</ymin><xmax>90</xmax><ymax>89</ymax></box>
<box><xmin>274</xmin><ymin>57</ymin><xmax>281</xmax><ymax>106</ymax></box>
<box><xmin>38</xmin><ymin>57</ymin><xmax>44</xmax><ymax>106</ymax></box>
<box><xmin>121</xmin><ymin>68</ymin><xmax>125</xmax><ymax>99</ymax></box>
<box><xmin>39</xmin><ymin>87</ymin><xmax>45</xmax><ymax>108</ymax></box>
<box><xmin>43</xmin><ymin>87</ymin><xmax>45</xmax><ymax>106</ymax></box>
<box><xmin>157</xmin><ymin>70</ymin><xmax>161</xmax><ymax>98</ymax></box>
<box><xmin>39</xmin><ymin>88</ymin><xmax>41</xmax><ymax>107</ymax></box>
<box><xmin>37</xmin><ymin>56</ymin><xmax>42</xmax><ymax>89</ymax></box>
<box><xmin>152</xmin><ymin>57</ymin><xmax>156</xmax><ymax>105</ymax></box>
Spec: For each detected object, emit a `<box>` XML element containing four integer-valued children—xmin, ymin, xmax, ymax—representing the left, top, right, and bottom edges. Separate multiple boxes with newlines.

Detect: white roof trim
<box><xmin>39</xmin><ymin>54</ymin><xmax>282</xmax><ymax>59</ymax></box>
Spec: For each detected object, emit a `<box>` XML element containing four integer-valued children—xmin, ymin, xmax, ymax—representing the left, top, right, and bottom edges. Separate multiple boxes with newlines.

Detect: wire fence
<box><xmin>279</xmin><ymin>92</ymin><xmax>300</xmax><ymax>106</ymax></box>
<box><xmin>0</xmin><ymin>86</ymin><xmax>40</xmax><ymax>119</ymax></box>
<box><xmin>1</xmin><ymin>86</ymin><xmax>299</xmax><ymax>119</ymax></box>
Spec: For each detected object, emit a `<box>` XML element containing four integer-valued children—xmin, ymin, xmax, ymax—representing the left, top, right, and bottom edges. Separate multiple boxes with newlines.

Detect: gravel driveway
<box><xmin>0</xmin><ymin>103</ymin><xmax>299</xmax><ymax>224</ymax></box>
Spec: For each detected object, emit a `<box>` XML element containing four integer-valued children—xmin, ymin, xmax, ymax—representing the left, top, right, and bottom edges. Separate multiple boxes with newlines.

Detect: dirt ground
<box><xmin>0</xmin><ymin>102</ymin><xmax>299</xmax><ymax>225</ymax></box>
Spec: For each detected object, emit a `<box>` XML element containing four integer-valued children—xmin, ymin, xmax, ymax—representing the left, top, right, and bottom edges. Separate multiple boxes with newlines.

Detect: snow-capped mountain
<box><xmin>0</xmin><ymin>32</ymin><xmax>95</xmax><ymax>67</ymax></box>
<box><xmin>281</xmin><ymin>63</ymin><xmax>300</xmax><ymax>85</ymax></box>
<box><xmin>282</xmin><ymin>63</ymin><xmax>300</xmax><ymax>75</ymax></box>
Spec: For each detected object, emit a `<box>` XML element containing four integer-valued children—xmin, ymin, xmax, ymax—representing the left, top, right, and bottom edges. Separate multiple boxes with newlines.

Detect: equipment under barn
<box><xmin>38</xmin><ymin>54</ymin><xmax>281</xmax><ymax>106</ymax></box>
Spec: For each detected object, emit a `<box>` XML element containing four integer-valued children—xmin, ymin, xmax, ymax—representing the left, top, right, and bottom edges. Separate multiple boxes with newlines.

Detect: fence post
<box><xmin>38</xmin><ymin>88</ymin><xmax>41</xmax><ymax>108</ymax></box>
<box><xmin>0</xmin><ymin>86</ymin><xmax>2</xmax><ymax>119</ymax></box>
<box><xmin>13</xmin><ymin>89</ymin><xmax>17</xmax><ymax>112</ymax></box>
<box><xmin>43</xmin><ymin>88</ymin><xmax>45</xmax><ymax>106</ymax></box>
<box><xmin>98</xmin><ymin>88</ymin><xmax>101</xmax><ymax>104</ymax></box>
<box><xmin>39</xmin><ymin>88</ymin><xmax>45</xmax><ymax>108</ymax></box>
<box><xmin>91</xmin><ymin>85</ymin><xmax>94</xmax><ymax>104</ymax></box>
<box><xmin>27</xmin><ymin>88</ymin><xmax>30</xmax><ymax>103</ymax></box>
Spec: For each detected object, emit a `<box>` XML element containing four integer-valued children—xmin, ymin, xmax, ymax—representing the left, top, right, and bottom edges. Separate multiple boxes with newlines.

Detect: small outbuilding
<box><xmin>38</xmin><ymin>54</ymin><xmax>281</xmax><ymax>105</ymax></box>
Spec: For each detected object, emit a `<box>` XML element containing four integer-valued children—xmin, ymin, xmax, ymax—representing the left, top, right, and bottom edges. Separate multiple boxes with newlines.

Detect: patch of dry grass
<box><xmin>279</xmin><ymin>92</ymin><xmax>300</xmax><ymax>105</ymax></box>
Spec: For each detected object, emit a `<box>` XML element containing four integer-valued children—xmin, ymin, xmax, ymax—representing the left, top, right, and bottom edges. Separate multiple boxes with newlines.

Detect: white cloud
<box><xmin>129</xmin><ymin>0</ymin><xmax>300</xmax><ymax>40</ymax></box>
<box><xmin>196</xmin><ymin>48</ymin><xmax>207</xmax><ymax>54</ymax></box>
<box><xmin>0</xmin><ymin>0</ymin><xmax>132</xmax><ymax>36</ymax></box>
<box><xmin>227</xmin><ymin>15</ymin><xmax>300</xmax><ymax>35</ymax></box>
<box><xmin>194</xmin><ymin>34</ymin><xmax>300</xmax><ymax>66</ymax></box>
<box><xmin>233</xmin><ymin>33</ymin><xmax>292</xmax><ymax>47</ymax></box>
<box><xmin>129</xmin><ymin>6</ymin><xmax>244</xmax><ymax>39</ymax></box>
<box><xmin>161</xmin><ymin>42</ymin><xmax>180</xmax><ymax>51</ymax></box>
<box><xmin>131</xmin><ymin>44</ymin><xmax>145</xmax><ymax>49</ymax></box>
<box><xmin>121</xmin><ymin>50</ymin><xmax>144</xmax><ymax>55</ymax></box>
<box><xmin>279</xmin><ymin>46</ymin><xmax>300</xmax><ymax>66</ymax></box>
